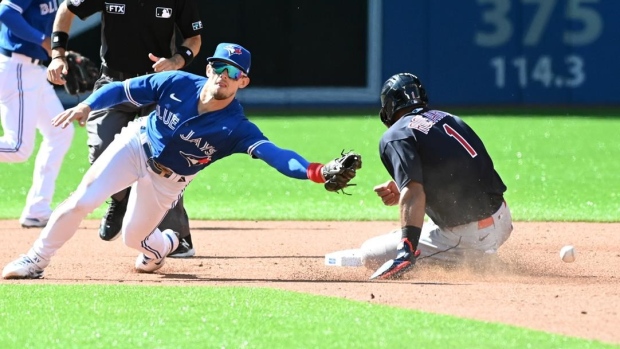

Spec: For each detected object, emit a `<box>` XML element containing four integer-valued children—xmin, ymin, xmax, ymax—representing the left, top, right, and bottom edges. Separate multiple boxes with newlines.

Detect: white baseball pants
<box><xmin>28</xmin><ymin>119</ymin><xmax>195</xmax><ymax>266</ymax></box>
<box><xmin>0</xmin><ymin>52</ymin><xmax>74</xmax><ymax>220</ymax></box>
<box><xmin>361</xmin><ymin>201</ymin><xmax>513</xmax><ymax>267</ymax></box>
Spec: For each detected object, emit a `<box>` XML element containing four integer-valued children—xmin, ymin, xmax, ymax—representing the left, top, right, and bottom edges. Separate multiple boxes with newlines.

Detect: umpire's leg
<box><xmin>87</xmin><ymin>102</ymin><xmax>137</xmax><ymax>241</ymax></box>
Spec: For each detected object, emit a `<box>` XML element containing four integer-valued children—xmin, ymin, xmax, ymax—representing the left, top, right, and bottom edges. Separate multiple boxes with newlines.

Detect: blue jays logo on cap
<box><xmin>224</xmin><ymin>45</ymin><xmax>243</xmax><ymax>56</ymax></box>
<box><xmin>207</xmin><ymin>43</ymin><xmax>251</xmax><ymax>74</ymax></box>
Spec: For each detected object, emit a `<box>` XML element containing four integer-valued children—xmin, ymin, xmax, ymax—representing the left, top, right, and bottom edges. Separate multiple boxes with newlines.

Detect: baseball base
<box><xmin>324</xmin><ymin>249</ymin><xmax>364</xmax><ymax>267</ymax></box>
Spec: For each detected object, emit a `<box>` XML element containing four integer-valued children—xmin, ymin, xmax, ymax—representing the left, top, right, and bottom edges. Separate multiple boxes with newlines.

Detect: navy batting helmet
<box><xmin>379</xmin><ymin>73</ymin><xmax>428</xmax><ymax>127</ymax></box>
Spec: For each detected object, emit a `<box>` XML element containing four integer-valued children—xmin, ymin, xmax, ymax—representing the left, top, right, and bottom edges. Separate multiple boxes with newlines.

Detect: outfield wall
<box><xmin>62</xmin><ymin>0</ymin><xmax>620</xmax><ymax>108</ymax></box>
<box><xmin>383</xmin><ymin>0</ymin><xmax>620</xmax><ymax>106</ymax></box>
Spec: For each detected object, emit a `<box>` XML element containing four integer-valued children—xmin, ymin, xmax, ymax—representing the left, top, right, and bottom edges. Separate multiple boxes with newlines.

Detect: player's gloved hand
<box><xmin>321</xmin><ymin>151</ymin><xmax>362</xmax><ymax>193</ymax></box>
<box><xmin>62</xmin><ymin>51</ymin><xmax>99</xmax><ymax>95</ymax></box>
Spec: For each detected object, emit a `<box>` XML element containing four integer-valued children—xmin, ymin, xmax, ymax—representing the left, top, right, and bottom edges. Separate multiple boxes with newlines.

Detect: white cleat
<box><xmin>2</xmin><ymin>254</ymin><xmax>45</xmax><ymax>279</ymax></box>
<box><xmin>135</xmin><ymin>254</ymin><xmax>166</xmax><ymax>273</ymax></box>
<box><xmin>20</xmin><ymin>217</ymin><xmax>50</xmax><ymax>228</ymax></box>
<box><xmin>135</xmin><ymin>229</ymin><xmax>179</xmax><ymax>273</ymax></box>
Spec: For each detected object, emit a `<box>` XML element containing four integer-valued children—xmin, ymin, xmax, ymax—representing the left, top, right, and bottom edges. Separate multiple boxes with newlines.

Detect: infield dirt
<box><xmin>1</xmin><ymin>220</ymin><xmax>618</xmax><ymax>344</ymax></box>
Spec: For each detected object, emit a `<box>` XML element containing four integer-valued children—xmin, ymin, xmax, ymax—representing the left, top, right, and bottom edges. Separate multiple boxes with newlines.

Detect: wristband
<box><xmin>51</xmin><ymin>56</ymin><xmax>66</xmax><ymax>61</ymax></box>
<box><xmin>176</xmin><ymin>45</ymin><xmax>194</xmax><ymax>67</ymax></box>
<box><xmin>51</xmin><ymin>31</ymin><xmax>69</xmax><ymax>50</ymax></box>
<box><xmin>401</xmin><ymin>226</ymin><xmax>422</xmax><ymax>249</ymax></box>
<box><xmin>307</xmin><ymin>163</ymin><xmax>326</xmax><ymax>183</ymax></box>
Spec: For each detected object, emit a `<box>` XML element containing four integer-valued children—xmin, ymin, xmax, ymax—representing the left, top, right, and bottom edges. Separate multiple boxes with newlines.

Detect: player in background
<box><xmin>46</xmin><ymin>0</ymin><xmax>202</xmax><ymax>257</ymax></box>
<box><xmin>0</xmin><ymin>0</ymin><xmax>74</xmax><ymax>228</ymax></box>
<box><xmin>2</xmin><ymin>43</ymin><xmax>360</xmax><ymax>279</ymax></box>
<box><xmin>365</xmin><ymin>73</ymin><xmax>513</xmax><ymax>280</ymax></box>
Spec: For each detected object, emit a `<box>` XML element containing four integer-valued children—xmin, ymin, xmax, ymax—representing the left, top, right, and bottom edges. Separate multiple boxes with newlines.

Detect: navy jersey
<box><xmin>67</xmin><ymin>0</ymin><xmax>202</xmax><ymax>73</ymax></box>
<box><xmin>379</xmin><ymin>108</ymin><xmax>506</xmax><ymax>228</ymax></box>
<box><xmin>0</xmin><ymin>0</ymin><xmax>59</xmax><ymax>60</ymax></box>
<box><xmin>88</xmin><ymin>71</ymin><xmax>269</xmax><ymax>176</ymax></box>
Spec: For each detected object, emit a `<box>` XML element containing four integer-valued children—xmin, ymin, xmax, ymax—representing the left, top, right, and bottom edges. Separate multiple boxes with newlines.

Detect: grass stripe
<box><xmin>0</xmin><ymin>285</ymin><xmax>615</xmax><ymax>349</ymax></box>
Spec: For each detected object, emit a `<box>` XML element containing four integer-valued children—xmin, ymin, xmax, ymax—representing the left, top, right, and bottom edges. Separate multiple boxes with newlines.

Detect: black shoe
<box><xmin>168</xmin><ymin>236</ymin><xmax>195</xmax><ymax>258</ymax></box>
<box><xmin>98</xmin><ymin>197</ymin><xmax>128</xmax><ymax>241</ymax></box>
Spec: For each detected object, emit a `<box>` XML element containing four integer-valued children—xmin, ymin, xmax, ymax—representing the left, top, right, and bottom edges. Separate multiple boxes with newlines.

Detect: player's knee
<box><xmin>360</xmin><ymin>230</ymin><xmax>401</xmax><ymax>270</ymax></box>
<box><xmin>52</xmin><ymin>190</ymin><xmax>99</xmax><ymax>219</ymax></box>
<box><xmin>0</xmin><ymin>144</ymin><xmax>33</xmax><ymax>162</ymax></box>
<box><xmin>71</xmin><ymin>199</ymin><xmax>100</xmax><ymax>215</ymax></box>
<box><xmin>3</xmin><ymin>153</ymin><xmax>31</xmax><ymax>163</ymax></box>
<box><xmin>69</xmin><ymin>190</ymin><xmax>105</xmax><ymax>215</ymax></box>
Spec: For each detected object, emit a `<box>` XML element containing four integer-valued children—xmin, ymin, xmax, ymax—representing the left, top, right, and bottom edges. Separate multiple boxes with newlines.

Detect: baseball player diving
<box><xmin>365</xmin><ymin>73</ymin><xmax>513</xmax><ymax>280</ymax></box>
<box><xmin>2</xmin><ymin>43</ymin><xmax>361</xmax><ymax>279</ymax></box>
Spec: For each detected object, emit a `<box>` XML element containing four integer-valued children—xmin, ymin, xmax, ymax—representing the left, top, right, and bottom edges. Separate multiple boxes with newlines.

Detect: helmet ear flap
<box><xmin>379</xmin><ymin>91</ymin><xmax>399</xmax><ymax>127</ymax></box>
<box><xmin>417</xmin><ymin>83</ymin><xmax>428</xmax><ymax>105</ymax></box>
<box><xmin>379</xmin><ymin>107</ymin><xmax>391</xmax><ymax>127</ymax></box>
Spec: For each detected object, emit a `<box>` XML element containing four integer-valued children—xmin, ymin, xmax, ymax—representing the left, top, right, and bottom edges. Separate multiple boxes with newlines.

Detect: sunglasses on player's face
<box><xmin>211</xmin><ymin>61</ymin><xmax>246</xmax><ymax>80</ymax></box>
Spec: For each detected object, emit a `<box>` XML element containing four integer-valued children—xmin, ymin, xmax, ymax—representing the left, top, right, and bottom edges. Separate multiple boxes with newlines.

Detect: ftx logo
<box><xmin>105</xmin><ymin>3</ymin><xmax>125</xmax><ymax>14</ymax></box>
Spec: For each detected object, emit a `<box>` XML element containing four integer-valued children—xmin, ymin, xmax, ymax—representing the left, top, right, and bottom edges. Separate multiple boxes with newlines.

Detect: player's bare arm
<box><xmin>47</xmin><ymin>2</ymin><xmax>75</xmax><ymax>85</ymax></box>
<box><xmin>374</xmin><ymin>180</ymin><xmax>400</xmax><ymax>206</ymax></box>
<box><xmin>52</xmin><ymin>103</ymin><xmax>91</xmax><ymax>129</ymax></box>
<box><xmin>150</xmin><ymin>35</ymin><xmax>202</xmax><ymax>72</ymax></box>
<box><xmin>399</xmin><ymin>182</ymin><xmax>426</xmax><ymax>228</ymax></box>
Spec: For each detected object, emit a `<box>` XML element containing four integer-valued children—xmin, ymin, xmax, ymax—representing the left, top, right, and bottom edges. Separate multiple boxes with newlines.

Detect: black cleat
<box><xmin>98</xmin><ymin>196</ymin><xmax>128</xmax><ymax>241</ymax></box>
<box><xmin>168</xmin><ymin>236</ymin><xmax>195</xmax><ymax>258</ymax></box>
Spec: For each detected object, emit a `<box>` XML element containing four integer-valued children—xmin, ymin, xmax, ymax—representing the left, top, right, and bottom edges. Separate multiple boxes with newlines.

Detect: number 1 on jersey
<box><xmin>443</xmin><ymin>124</ymin><xmax>478</xmax><ymax>158</ymax></box>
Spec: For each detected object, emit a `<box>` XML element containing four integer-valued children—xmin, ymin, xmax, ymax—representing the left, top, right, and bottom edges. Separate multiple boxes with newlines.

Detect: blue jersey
<box><xmin>86</xmin><ymin>71</ymin><xmax>294</xmax><ymax>177</ymax></box>
<box><xmin>0</xmin><ymin>0</ymin><xmax>58</xmax><ymax>60</ymax></box>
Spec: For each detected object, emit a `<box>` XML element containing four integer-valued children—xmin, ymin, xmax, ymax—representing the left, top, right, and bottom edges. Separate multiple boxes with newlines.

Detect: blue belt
<box><xmin>142</xmin><ymin>142</ymin><xmax>177</xmax><ymax>179</ymax></box>
<box><xmin>0</xmin><ymin>47</ymin><xmax>44</xmax><ymax>65</ymax></box>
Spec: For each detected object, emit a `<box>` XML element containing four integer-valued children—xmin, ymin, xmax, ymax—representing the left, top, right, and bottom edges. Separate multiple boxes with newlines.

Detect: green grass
<box><xmin>2</xmin><ymin>113</ymin><xmax>620</xmax><ymax>348</ymax></box>
<box><xmin>465</xmin><ymin>115</ymin><xmax>620</xmax><ymax>221</ymax></box>
<box><xmin>0</xmin><ymin>285</ymin><xmax>615</xmax><ymax>349</ymax></box>
<box><xmin>1</xmin><ymin>114</ymin><xmax>619</xmax><ymax>221</ymax></box>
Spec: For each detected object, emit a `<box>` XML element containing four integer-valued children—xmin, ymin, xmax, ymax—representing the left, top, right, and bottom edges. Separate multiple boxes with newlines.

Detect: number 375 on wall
<box><xmin>475</xmin><ymin>0</ymin><xmax>603</xmax><ymax>89</ymax></box>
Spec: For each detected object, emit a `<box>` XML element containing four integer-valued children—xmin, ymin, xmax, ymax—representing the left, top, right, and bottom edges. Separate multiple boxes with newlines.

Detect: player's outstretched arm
<box><xmin>52</xmin><ymin>103</ymin><xmax>91</xmax><ymax>128</ymax></box>
<box><xmin>81</xmin><ymin>81</ymin><xmax>129</xmax><ymax>110</ymax></box>
<box><xmin>52</xmin><ymin>80</ymin><xmax>130</xmax><ymax>129</ymax></box>
<box><xmin>252</xmin><ymin>142</ymin><xmax>311</xmax><ymax>179</ymax></box>
<box><xmin>253</xmin><ymin>142</ymin><xmax>361</xmax><ymax>193</ymax></box>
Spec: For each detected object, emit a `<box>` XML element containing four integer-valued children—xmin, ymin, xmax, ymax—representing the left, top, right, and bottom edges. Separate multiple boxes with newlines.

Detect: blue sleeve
<box><xmin>0</xmin><ymin>4</ymin><xmax>45</xmax><ymax>44</ymax></box>
<box><xmin>124</xmin><ymin>73</ymin><xmax>163</xmax><ymax>105</ymax></box>
<box><xmin>82</xmin><ymin>74</ymin><xmax>164</xmax><ymax>110</ymax></box>
<box><xmin>82</xmin><ymin>81</ymin><xmax>128</xmax><ymax>110</ymax></box>
<box><xmin>252</xmin><ymin>142</ymin><xmax>311</xmax><ymax>180</ymax></box>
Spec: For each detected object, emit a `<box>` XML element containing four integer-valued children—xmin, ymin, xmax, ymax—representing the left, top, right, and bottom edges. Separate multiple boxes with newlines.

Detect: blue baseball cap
<box><xmin>207</xmin><ymin>43</ymin><xmax>251</xmax><ymax>74</ymax></box>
